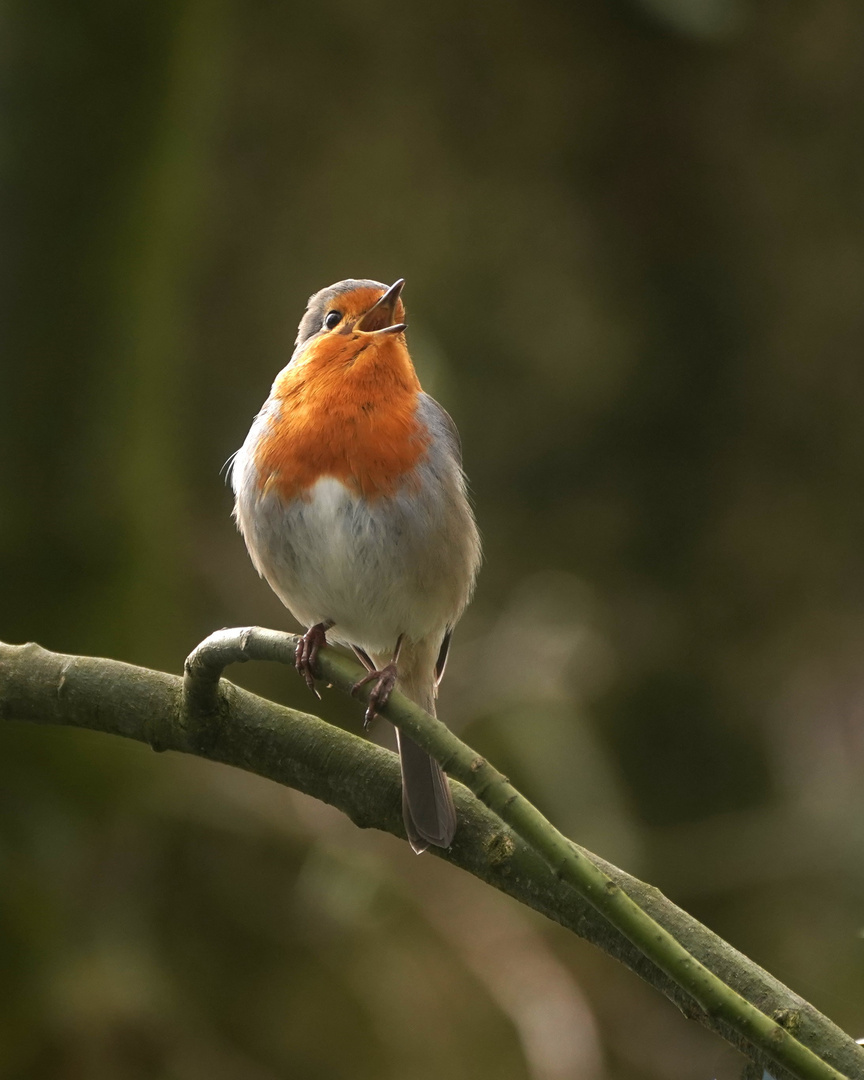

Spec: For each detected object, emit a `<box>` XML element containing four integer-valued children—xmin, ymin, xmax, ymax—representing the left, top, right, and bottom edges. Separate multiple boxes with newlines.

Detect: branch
<box><xmin>2</xmin><ymin>633</ymin><xmax>862</xmax><ymax>1080</ymax></box>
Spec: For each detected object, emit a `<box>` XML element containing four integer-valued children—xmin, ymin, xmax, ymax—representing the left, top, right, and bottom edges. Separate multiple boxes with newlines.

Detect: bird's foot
<box><xmin>352</xmin><ymin>662</ymin><xmax>398</xmax><ymax>728</ymax></box>
<box><xmin>295</xmin><ymin>622</ymin><xmax>331</xmax><ymax>698</ymax></box>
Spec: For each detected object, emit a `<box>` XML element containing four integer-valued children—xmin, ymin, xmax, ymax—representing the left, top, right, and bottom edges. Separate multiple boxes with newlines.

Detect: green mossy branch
<box><xmin>2</xmin><ymin>631</ymin><xmax>862</xmax><ymax>1080</ymax></box>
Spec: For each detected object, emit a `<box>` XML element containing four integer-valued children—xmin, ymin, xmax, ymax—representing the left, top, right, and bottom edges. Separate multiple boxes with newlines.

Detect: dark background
<box><xmin>4</xmin><ymin>1</ymin><xmax>864</xmax><ymax>1077</ymax></box>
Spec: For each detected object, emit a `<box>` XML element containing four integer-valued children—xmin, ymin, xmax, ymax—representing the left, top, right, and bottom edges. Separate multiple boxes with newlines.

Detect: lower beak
<box><xmin>356</xmin><ymin>279</ymin><xmax>405</xmax><ymax>332</ymax></box>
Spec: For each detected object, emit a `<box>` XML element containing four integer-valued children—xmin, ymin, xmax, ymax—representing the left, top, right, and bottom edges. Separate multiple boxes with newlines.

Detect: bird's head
<box><xmin>294</xmin><ymin>278</ymin><xmax>407</xmax><ymax>356</ymax></box>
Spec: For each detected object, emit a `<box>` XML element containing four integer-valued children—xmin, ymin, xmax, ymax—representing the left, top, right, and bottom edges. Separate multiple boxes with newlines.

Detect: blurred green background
<box><xmin>4</xmin><ymin>0</ymin><xmax>864</xmax><ymax>1076</ymax></box>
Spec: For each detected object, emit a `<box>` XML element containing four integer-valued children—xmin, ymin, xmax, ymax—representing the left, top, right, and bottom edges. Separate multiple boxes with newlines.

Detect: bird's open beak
<box><xmin>356</xmin><ymin>278</ymin><xmax>406</xmax><ymax>334</ymax></box>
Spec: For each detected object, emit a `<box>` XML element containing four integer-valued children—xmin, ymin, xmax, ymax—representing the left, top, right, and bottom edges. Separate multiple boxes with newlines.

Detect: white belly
<box><xmin>234</xmin><ymin>474</ymin><xmax>473</xmax><ymax>654</ymax></box>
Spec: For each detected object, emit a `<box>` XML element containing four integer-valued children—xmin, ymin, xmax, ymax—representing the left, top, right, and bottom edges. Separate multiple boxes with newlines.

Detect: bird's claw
<box><xmin>352</xmin><ymin>662</ymin><xmax>398</xmax><ymax>728</ymax></box>
<box><xmin>295</xmin><ymin>623</ymin><xmax>329</xmax><ymax>698</ymax></box>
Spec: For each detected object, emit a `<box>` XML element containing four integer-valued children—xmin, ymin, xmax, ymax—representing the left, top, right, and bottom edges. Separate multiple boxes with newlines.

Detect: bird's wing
<box><xmin>419</xmin><ymin>392</ymin><xmax>462</xmax><ymax>465</ymax></box>
<box><xmin>418</xmin><ymin>394</ymin><xmax>466</xmax><ymax>688</ymax></box>
<box><xmin>434</xmin><ymin>628</ymin><xmax>453</xmax><ymax>687</ymax></box>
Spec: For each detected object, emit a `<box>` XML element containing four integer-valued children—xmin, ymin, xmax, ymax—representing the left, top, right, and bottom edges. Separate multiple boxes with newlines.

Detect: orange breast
<box><xmin>253</xmin><ymin>332</ymin><xmax>428</xmax><ymax>501</ymax></box>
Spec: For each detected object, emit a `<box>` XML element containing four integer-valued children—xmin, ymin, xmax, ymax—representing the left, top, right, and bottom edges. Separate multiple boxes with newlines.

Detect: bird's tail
<box><xmin>373</xmin><ymin>641</ymin><xmax>457</xmax><ymax>854</ymax></box>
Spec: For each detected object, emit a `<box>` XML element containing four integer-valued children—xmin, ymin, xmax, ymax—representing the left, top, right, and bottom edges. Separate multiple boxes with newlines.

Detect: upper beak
<box><xmin>356</xmin><ymin>279</ymin><xmax>406</xmax><ymax>333</ymax></box>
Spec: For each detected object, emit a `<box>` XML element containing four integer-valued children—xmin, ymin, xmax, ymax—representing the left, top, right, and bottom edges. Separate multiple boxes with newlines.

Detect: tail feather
<box><xmin>372</xmin><ymin>640</ymin><xmax>457</xmax><ymax>853</ymax></box>
<box><xmin>397</xmin><ymin>730</ymin><xmax>457</xmax><ymax>853</ymax></box>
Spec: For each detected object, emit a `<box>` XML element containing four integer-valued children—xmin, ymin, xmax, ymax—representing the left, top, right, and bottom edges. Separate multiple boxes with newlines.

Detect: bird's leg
<box><xmin>295</xmin><ymin>620</ymin><xmax>334</xmax><ymax>697</ymax></box>
<box><xmin>352</xmin><ymin>635</ymin><xmax>404</xmax><ymax>728</ymax></box>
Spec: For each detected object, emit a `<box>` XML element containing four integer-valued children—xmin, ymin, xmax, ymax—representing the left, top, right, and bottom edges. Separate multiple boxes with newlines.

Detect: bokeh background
<box><xmin>4</xmin><ymin>0</ymin><xmax>864</xmax><ymax>1076</ymax></box>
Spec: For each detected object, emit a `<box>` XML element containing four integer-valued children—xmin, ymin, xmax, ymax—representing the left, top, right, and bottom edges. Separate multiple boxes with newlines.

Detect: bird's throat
<box><xmin>254</xmin><ymin>339</ymin><xmax>427</xmax><ymax>502</ymax></box>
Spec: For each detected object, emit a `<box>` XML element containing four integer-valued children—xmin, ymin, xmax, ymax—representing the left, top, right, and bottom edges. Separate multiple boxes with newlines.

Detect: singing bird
<box><xmin>231</xmin><ymin>279</ymin><xmax>481</xmax><ymax>852</ymax></box>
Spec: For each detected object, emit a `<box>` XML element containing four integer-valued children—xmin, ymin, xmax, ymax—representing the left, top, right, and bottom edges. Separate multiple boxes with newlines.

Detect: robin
<box><xmin>231</xmin><ymin>279</ymin><xmax>481</xmax><ymax>852</ymax></box>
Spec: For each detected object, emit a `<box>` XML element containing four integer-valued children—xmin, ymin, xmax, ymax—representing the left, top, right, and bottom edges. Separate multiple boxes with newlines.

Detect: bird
<box><xmin>230</xmin><ymin>278</ymin><xmax>481</xmax><ymax>852</ymax></box>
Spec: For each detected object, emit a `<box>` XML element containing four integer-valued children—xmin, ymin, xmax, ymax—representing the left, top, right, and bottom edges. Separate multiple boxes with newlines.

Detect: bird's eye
<box><xmin>324</xmin><ymin>311</ymin><xmax>342</xmax><ymax>330</ymax></box>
